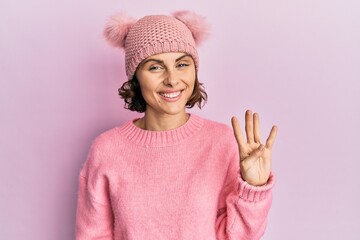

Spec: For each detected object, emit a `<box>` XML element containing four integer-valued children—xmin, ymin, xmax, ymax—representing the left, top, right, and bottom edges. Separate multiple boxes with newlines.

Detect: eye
<box><xmin>148</xmin><ymin>65</ymin><xmax>163</xmax><ymax>72</ymax></box>
<box><xmin>177</xmin><ymin>63</ymin><xmax>190</xmax><ymax>68</ymax></box>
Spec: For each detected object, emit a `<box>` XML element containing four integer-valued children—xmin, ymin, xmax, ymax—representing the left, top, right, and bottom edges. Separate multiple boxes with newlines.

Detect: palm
<box><xmin>231</xmin><ymin>110</ymin><xmax>278</xmax><ymax>186</ymax></box>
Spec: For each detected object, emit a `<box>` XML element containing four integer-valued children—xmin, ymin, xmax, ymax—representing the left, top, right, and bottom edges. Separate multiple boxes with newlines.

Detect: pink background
<box><xmin>1</xmin><ymin>0</ymin><xmax>359</xmax><ymax>239</ymax></box>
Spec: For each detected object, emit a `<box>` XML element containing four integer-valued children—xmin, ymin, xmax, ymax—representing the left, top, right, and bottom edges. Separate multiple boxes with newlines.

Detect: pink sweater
<box><xmin>76</xmin><ymin>114</ymin><xmax>274</xmax><ymax>240</ymax></box>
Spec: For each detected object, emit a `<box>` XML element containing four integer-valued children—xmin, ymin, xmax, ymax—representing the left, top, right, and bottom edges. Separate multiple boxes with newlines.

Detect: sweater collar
<box><xmin>120</xmin><ymin>114</ymin><xmax>204</xmax><ymax>147</ymax></box>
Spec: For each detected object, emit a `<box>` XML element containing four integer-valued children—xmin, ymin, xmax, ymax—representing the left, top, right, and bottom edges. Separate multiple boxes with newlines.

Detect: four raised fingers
<box><xmin>233</xmin><ymin>110</ymin><xmax>277</xmax><ymax>150</ymax></box>
<box><xmin>232</xmin><ymin>110</ymin><xmax>277</xmax><ymax>186</ymax></box>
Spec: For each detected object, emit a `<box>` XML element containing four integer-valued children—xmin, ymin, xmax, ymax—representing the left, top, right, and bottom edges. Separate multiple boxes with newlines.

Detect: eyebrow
<box><xmin>139</xmin><ymin>54</ymin><xmax>192</xmax><ymax>67</ymax></box>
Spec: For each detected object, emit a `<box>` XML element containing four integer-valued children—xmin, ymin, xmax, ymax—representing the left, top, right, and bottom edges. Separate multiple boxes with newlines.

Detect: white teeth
<box><xmin>160</xmin><ymin>91</ymin><xmax>181</xmax><ymax>98</ymax></box>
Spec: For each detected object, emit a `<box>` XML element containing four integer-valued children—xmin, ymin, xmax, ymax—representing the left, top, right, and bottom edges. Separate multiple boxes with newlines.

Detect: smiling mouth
<box><xmin>159</xmin><ymin>90</ymin><xmax>182</xmax><ymax>99</ymax></box>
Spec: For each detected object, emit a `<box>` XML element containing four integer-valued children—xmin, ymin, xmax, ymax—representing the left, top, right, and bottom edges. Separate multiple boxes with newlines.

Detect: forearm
<box><xmin>216</xmin><ymin>173</ymin><xmax>275</xmax><ymax>240</ymax></box>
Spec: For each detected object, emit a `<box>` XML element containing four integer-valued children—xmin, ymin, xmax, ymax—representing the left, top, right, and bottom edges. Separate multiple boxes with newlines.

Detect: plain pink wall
<box><xmin>1</xmin><ymin>0</ymin><xmax>359</xmax><ymax>239</ymax></box>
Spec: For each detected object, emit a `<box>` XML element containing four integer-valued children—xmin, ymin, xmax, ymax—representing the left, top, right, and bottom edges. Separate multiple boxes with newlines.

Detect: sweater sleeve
<box><xmin>215</xmin><ymin>139</ymin><xmax>275</xmax><ymax>240</ymax></box>
<box><xmin>75</xmin><ymin>142</ymin><xmax>114</xmax><ymax>240</ymax></box>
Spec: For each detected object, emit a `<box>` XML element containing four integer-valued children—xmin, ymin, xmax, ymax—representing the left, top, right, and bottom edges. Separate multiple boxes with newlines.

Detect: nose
<box><xmin>163</xmin><ymin>69</ymin><xmax>179</xmax><ymax>87</ymax></box>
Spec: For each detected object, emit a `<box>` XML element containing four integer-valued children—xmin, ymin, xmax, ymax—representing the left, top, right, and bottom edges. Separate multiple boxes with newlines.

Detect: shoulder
<box><xmin>195</xmin><ymin>116</ymin><xmax>239</xmax><ymax>170</ymax></box>
<box><xmin>193</xmin><ymin>115</ymin><xmax>237</xmax><ymax>151</ymax></box>
<box><xmin>199</xmin><ymin>116</ymin><xmax>234</xmax><ymax>139</ymax></box>
<box><xmin>90</xmin><ymin>119</ymin><xmax>134</xmax><ymax>152</ymax></box>
<box><xmin>81</xmin><ymin>120</ymin><xmax>133</xmax><ymax>171</ymax></box>
<box><xmin>89</xmin><ymin>128</ymin><xmax>120</xmax><ymax>157</ymax></box>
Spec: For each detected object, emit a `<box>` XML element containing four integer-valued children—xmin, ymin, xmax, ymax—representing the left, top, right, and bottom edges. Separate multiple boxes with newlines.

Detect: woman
<box><xmin>76</xmin><ymin>10</ymin><xmax>278</xmax><ymax>240</ymax></box>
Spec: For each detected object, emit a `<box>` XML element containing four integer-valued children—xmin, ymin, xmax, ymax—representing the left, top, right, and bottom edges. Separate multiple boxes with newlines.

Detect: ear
<box><xmin>173</xmin><ymin>10</ymin><xmax>210</xmax><ymax>46</ymax></box>
<box><xmin>104</xmin><ymin>12</ymin><xmax>137</xmax><ymax>48</ymax></box>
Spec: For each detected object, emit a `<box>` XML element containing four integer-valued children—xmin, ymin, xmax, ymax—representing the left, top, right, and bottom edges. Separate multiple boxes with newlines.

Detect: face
<box><xmin>135</xmin><ymin>52</ymin><xmax>196</xmax><ymax>117</ymax></box>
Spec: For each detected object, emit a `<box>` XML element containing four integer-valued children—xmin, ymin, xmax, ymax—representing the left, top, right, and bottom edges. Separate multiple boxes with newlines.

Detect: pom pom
<box><xmin>104</xmin><ymin>12</ymin><xmax>137</xmax><ymax>48</ymax></box>
<box><xmin>173</xmin><ymin>10</ymin><xmax>210</xmax><ymax>46</ymax></box>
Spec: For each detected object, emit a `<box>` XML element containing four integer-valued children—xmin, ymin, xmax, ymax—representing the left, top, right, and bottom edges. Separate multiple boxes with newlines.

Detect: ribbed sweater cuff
<box><xmin>237</xmin><ymin>172</ymin><xmax>275</xmax><ymax>202</ymax></box>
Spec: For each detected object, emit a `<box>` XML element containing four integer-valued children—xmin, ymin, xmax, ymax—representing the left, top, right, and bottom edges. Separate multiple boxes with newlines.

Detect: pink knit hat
<box><xmin>104</xmin><ymin>11</ymin><xmax>210</xmax><ymax>80</ymax></box>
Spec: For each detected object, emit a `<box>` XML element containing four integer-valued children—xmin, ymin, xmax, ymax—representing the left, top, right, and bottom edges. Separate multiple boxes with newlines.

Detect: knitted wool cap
<box><xmin>104</xmin><ymin>11</ymin><xmax>210</xmax><ymax>80</ymax></box>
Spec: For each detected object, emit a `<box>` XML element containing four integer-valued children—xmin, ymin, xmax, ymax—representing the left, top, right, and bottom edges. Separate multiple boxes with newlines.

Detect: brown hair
<box><xmin>118</xmin><ymin>75</ymin><xmax>207</xmax><ymax>113</ymax></box>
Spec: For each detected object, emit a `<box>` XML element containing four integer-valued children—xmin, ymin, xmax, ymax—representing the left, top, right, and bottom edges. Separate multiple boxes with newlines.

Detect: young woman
<box><xmin>76</xmin><ymin>11</ymin><xmax>278</xmax><ymax>240</ymax></box>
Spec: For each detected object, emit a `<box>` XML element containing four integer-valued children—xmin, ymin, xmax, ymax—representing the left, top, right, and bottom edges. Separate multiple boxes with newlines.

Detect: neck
<box><xmin>135</xmin><ymin>111</ymin><xmax>190</xmax><ymax>131</ymax></box>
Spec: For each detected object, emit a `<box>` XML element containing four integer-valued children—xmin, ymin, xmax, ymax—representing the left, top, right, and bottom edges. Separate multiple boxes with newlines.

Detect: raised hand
<box><xmin>231</xmin><ymin>110</ymin><xmax>278</xmax><ymax>186</ymax></box>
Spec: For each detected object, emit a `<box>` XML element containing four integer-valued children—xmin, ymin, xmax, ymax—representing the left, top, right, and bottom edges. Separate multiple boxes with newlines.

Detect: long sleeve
<box><xmin>215</xmin><ymin>140</ymin><xmax>275</xmax><ymax>240</ymax></box>
<box><xmin>74</xmin><ymin>115</ymin><xmax>275</xmax><ymax>239</ymax></box>
<box><xmin>75</xmin><ymin>142</ymin><xmax>114</xmax><ymax>240</ymax></box>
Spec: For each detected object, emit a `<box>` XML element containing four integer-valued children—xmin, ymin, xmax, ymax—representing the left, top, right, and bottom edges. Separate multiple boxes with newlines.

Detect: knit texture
<box><xmin>125</xmin><ymin>15</ymin><xmax>198</xmax><ymax>80</ymax></box>
<box><xmin>76</xmin><ymin>115</ymin><xmax>274</xmax><ymax>240</ymax></box>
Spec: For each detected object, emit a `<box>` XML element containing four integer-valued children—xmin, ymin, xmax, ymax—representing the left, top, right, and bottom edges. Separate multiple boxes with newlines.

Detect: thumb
<box><xmin>241</xmin><ymin>144</ymin><xmax>266</xmax><ymax>170</ymax></box>
<box><xmin>250</xmin><ymin>144</ymin><xmax>265</xmax><ymax>159</ymax></box>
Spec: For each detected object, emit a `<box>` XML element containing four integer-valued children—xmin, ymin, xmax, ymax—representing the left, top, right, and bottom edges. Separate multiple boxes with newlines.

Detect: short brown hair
<box><xmin>118</xmin><ymin>75</ymin><xmax>207</xmax><ymax>113</ymax></box>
